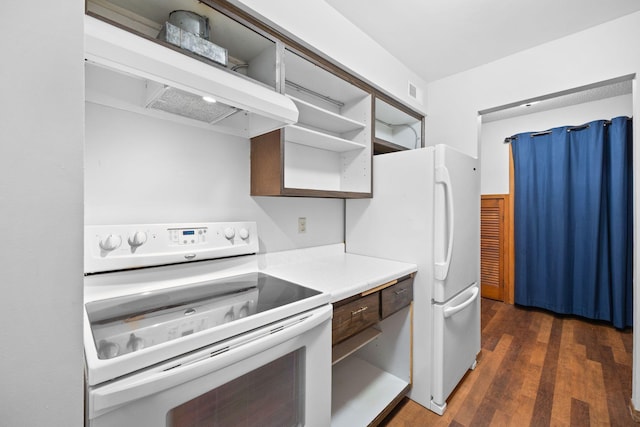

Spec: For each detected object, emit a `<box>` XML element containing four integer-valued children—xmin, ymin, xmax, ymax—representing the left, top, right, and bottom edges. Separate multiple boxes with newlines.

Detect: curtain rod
<box><xmin>503</xmin><ymin>118</ymin><xmax>631</xmax><ymax>143</ymax></box>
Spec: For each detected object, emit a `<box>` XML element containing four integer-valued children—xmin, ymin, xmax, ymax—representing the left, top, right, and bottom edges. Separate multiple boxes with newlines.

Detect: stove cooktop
<box><xmin>86</xmin><ymin>272</ymin><xmax>322</xmax><ymax>361</ymax></box>
<box><xmin>84</xmin><ymin>222</ymin><xmax>332</xmax><ymax>386</ymax></box>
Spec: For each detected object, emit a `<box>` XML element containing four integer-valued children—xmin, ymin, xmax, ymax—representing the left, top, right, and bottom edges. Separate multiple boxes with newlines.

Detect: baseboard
<box><xmin>629</xmin><ymin>399</ymin><xmax>640</xmax><ymax>422</ymax></box>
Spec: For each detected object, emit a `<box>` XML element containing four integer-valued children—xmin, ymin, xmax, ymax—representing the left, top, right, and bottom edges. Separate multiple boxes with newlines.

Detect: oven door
<box><xmin>87</xmin><ymin>304</ymin><xmax>332</xmax><ymax>427</ymax></box>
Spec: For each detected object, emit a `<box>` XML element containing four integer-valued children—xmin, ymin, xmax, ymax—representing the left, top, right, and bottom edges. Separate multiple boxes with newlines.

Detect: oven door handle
<box><xmin>90</xmin><ymin>304</ymin><xmax>332</xmax><ymax>418</ymax></box>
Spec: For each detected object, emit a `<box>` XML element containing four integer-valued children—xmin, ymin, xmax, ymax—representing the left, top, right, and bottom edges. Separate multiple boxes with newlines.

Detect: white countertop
<box><xmin>259</xmin><ymin>244</ymin><xmax>417</xmax><ymax>302</ymax></box>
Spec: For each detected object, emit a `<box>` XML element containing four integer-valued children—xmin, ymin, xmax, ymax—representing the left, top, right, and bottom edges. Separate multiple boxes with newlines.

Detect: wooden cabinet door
<box><xmin>481</xmin><ymin>195</ymin><xmax>508</xmax><ymax>301</ymax></box>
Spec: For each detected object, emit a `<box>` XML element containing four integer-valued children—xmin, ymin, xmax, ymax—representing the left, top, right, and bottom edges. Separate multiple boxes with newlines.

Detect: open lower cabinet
<box><xmin>331</xmin><ymin>276</ymin><xmax>414</xmax><ymax>426</ymax></box>
<box><xmin>251</xmin><ymin>49</ymin><xmax>372</xmax><ymax>198</ymax></box>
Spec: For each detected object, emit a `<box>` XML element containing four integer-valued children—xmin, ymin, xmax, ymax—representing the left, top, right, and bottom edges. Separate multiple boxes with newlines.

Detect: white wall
<box><xmin>1</xmin><ymin>1</ymin><xmax>84</xmax><ymax>426</ymax></box>
<box><xmin>232</xmin><ymin>0</ymin><xmax>428</xmax><ymax>115</ymax></box>
<box><xmin>425</xmin><ymin>11</ymin><xmax>640</xmax><ymax>408</ymax></box>
<box><xmin>481</xmin><ymin>94</ymin><xmax>632</xmax><ymax>194</ymax></box>
<box><xmin>426</xmin><ymin>12</ymin><xmax>640</xmax><ymax>158</ymax></box>
<box><xmin>85</xmin><ymin>103</ymin><xmax>344</xmax><ymax>252</ymax></box>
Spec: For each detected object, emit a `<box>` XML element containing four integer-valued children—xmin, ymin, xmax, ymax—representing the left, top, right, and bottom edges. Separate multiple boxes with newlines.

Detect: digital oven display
<box><xmin>182</xmin><ymin>230</ymin><xmax>195</xmax><ymax>236</ymax></box>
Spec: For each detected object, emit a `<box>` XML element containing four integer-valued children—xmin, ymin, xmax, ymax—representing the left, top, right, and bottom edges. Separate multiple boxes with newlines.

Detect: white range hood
<box><xmin>84</xmin><ymin>15</ymin><xmax>298</xmax><ymax>138</ymax></box>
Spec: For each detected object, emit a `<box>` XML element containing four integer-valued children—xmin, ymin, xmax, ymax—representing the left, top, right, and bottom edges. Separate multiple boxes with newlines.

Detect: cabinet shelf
<box><xmin>288</xmin><ymin>95</ymin><xmax>366</xmax><ymax>134</ymax></box>
<box><xmin>332</xmin><ymin>356</ymin><xmax>410</xmax><ymax>427</ymax></box>
<box><xmin>285</xmin><ymin>125</ymin><xmax>366</xmax><ymax>153</ymax></box>
<box><xmin>249</xmin><ymin>25</ymin><xmax>372</xmax><ymax>197</ymax></box>
<box><xmin>374</xmin><ymin>97</ymin><xmax>423</xmax><ymax>152</ymax></box>
<box><xmin>86</xmin><ymin>0</ymin><xmax>279</xmax><ymax>89</ymax></box>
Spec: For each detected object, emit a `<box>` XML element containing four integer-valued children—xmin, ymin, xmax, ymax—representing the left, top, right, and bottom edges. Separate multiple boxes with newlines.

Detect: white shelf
<box><xmin>331</xmin><ymin>356</ymin><xmax>409</xmax><ymax>427</ymax></box>
<box><xmin>374</xmin><ymin>98</ymin><xmax>421</xmax><ymax>150</ymax></box>
<box><xmin>285</xmin><ymin>125</ymin><xmax>366</xmax><ymax>153</ymax></box>
<box><xmin>288</xmin><ymin>95</ymin><xmax>366</xmax><ymax>134</ymax></box>
<box><xmin>285</xmin><ymin>49</ymin><xmax>366</xmax><ymax>105</ymax></box>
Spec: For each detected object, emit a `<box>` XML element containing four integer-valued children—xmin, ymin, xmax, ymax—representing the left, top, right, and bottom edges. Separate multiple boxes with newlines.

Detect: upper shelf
<box><xmin>288</xmin><ymin>95</ymin><xmax>366</xmax><ymax>134</ymax></box>
<box><xmin>87</xmin><ymin>0</ymin><xmax>278</xmax><ymax>87</ymax></box>
<box><xmin>285</xmin><ymin>125</ymin><xmax>367</xmax><ymax>153</ymax></box>
<box><xmin>284</xmin><ymin>49</ymin><xmax>367</xmax><ymax>109</ymax></box>
<box><xmin>374</xmin><ymin>97</ymin><xmax>422</xmax><ymax>152</ymax></box>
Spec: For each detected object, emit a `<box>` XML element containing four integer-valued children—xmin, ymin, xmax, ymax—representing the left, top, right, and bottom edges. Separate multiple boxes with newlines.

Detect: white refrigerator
<box><xmin>345</xmin><ymin>144</ymin><xmax>480</xmax><ymax>415</ymax></box>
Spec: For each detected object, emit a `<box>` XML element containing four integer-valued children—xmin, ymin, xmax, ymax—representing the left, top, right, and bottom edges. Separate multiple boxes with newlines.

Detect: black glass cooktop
<box><xmin>86</xmin><ymin>272</ymin><xmax>322</xmax><ymax>359</ymax></box>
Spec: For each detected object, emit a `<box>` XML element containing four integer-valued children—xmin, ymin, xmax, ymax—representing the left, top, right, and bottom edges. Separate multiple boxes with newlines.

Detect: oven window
<box><xmin>167</xmin><ymin>349</ymin><xmax>304</xmax><ymax>427</ymax></box>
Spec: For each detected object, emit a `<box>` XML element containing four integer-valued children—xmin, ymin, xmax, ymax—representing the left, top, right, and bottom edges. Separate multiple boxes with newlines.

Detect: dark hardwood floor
<box><xmin>380</xmin><ymin>298</ymin><xmax>634</xmax><ymax>426</ymax></box>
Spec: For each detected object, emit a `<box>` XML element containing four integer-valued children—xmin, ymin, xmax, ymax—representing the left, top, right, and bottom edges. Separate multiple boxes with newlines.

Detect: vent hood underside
<box><xmin>145</xmin><ymin>83</ymin><xmax>239</xmax><ymax>125</ymax></box>
<box><xmin>84</xmin><ymin>15</ymin><xmax>298</xmax><ymax>138</ymax></box>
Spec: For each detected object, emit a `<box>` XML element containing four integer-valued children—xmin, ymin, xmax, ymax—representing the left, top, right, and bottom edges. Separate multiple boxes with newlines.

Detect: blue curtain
<box><xmin>512</xmin><ymin>116</ymin><xmax>633</xmax><ymax>329</ymax></box>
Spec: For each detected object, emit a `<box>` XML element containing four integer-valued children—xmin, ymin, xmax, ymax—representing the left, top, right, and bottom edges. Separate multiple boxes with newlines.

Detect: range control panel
<box><xmin>85</xmin><ymin>222</ymin><xmax>258</xmax><ymax>274</ymax></box>
<box><xmin>169</xmin><ymin>227</ymin><xmax>208</xmax><ymax>246</ymax></box>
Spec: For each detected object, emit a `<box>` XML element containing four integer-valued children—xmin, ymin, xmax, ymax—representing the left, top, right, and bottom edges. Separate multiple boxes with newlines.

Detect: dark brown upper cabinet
<box><xmin>251</xmin><ymin>49</ymin><xmax>372</xmax><ymax>198</ymax></box>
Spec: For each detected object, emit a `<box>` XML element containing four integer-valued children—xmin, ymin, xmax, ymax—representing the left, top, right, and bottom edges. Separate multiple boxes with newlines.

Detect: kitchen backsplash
<box><xmin>84</xmin><ymin>102</ymin><xmax>344</xmax><ymax>252</ymax></box>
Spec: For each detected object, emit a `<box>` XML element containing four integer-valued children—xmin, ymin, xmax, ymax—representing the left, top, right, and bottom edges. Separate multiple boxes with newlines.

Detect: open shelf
<box><xmin>86</xmin><ymin>0</ymin><xmax>279</xmax><ymax>89</ymax></box>
<box><xmin>374</xmin><ymin>97</ymin><xmax>422</xmax><ymax>153</ymax></box>
<box><xmin>332</xmin><ymin>327</ymin><xmax>381</xmax><ymax>365</ymax></box>
<box><xmin>251</xmin><ymin>130</ymin><xmax>372</xmax><ymax>198</ymax></box>
<box><xmin>250</xmin><ymin>48</ymin><xmax>371</xmax><ymax>198</ymax></box>
<box><xmin>332</xmin><ymin>356</ymin><xmax>409</xmax><ymax>427</ymax></box>
<box><xmin>288</xmin><ymin>95</ymin><xmax>366</xmax><ymax>134</ymax></box>
<box><xmin>285</xmin><ymin>125</ymin><xmax>366</xmax><ymax>153</ymax></box>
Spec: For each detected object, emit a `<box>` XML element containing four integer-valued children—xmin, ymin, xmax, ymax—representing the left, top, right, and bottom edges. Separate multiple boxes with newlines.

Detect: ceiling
<box><xmin>325</xmin><ymin>0</ymin><xmax>640</xmax><ymax>84</ymax></box>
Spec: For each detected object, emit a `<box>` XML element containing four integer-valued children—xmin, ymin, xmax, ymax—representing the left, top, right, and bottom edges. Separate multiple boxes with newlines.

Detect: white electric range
<box><xmin>83</xmin><ymin>222</ymin><xmax>332</xmax><ymax>427</ymax></box>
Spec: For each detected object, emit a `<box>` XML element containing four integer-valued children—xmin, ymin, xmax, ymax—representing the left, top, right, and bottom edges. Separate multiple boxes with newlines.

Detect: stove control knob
<box><xmin>97</xmin><ymin>340</ymin><xmax>119</xmax><ymax>359</ymax></box>
<box><xmin>99</xmin><ymin>234</ymin><xmax>122</xmax><ymax>252</ymax></box>
<box><xmin>126</xmin><ymin>334</ymin><xmax>145</xmax><ymax>352</ymax></box>
<box><xmin>128</xmin><ymin>231</ymin><xmax>148</xmax><ymax>247</ymax></box>
<box><xmin>224</xmin><ymin>227</ymin><xmax>236</xmax><ymax>240</ymax></box>
<box><xmin>223</xmin><ymin>308</ymin><xmax>235</xmax><ymax>323</ymax></box>
<box><xmin>239</xmin><ymin>228</ymin><xmax>250</xmax><ymax>240</ymax></box>
<box><xmin>238</xmin><ymin>303</ymin><xmax>250</xmax><ymax>318</ymax></box>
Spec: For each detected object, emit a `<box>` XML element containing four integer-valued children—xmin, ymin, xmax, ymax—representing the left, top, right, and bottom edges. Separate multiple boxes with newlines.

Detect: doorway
<box><xmin>478</xmin><ymin>77</ymin><xmax>633</xmax><ymax>304</ymax></box>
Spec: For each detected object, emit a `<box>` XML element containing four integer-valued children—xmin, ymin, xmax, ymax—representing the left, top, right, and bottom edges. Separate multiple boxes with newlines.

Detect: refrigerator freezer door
<box><xmin>433</xmin><ymin>144</ymin><xmax>480</xmax><ymax>303</ymax></box>
<box><xmin>431</xmin><ymin>283</ymin><xmax>480</xmax><ymax>414</ymax></box>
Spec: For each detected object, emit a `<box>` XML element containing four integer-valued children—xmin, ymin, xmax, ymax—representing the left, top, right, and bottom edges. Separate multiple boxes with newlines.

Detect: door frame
<box><xmin>507</xmin><ymin>144</ymin><xmax>515</xmax><ymax>304</ymax></box>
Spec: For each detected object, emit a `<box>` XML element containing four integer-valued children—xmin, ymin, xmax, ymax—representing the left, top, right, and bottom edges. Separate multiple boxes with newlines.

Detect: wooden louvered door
<box><xmin>481</xmin><ymin>195</ymin><xmax>508</xmax><ymax>301</ymax></box>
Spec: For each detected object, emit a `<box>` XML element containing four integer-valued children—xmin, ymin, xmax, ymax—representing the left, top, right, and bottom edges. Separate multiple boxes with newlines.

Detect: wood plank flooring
<box><xmin>380</xmin><ymin>298</ymin><xmax>634</xmax><ymax>426</ymax></box>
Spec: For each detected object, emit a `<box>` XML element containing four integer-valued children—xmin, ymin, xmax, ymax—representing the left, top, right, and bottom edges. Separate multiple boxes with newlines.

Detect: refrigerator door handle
<box><xmin>443</xmin><ymin>285</ymin><xmax>478</xmax><ymax>319</ymax></box>
<box><xmin>435</xmin><ymin>165</ymin><xmax>455</xmax><ymax>281</ymax></box>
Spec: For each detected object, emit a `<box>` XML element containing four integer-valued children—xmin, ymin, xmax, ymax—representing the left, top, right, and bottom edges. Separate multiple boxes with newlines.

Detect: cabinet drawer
<box><xmin>332</xmin><ymin>293</ymin><xmax>380</xmax><ymax>345</ymax></box>
<box><xmin>381</xmin><ymin>277</ymin><xmax>414</xmax><ymax>319</ymax></box>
